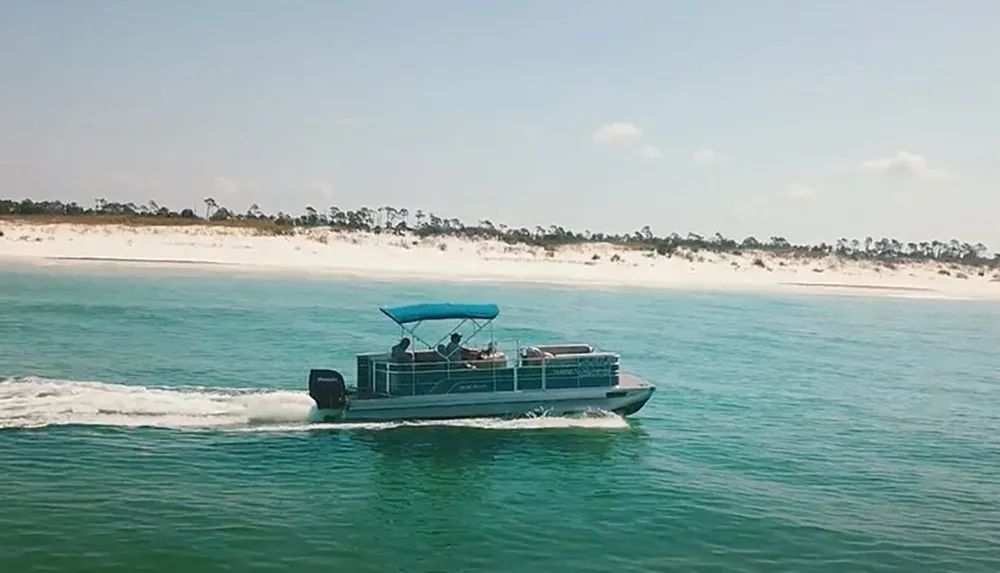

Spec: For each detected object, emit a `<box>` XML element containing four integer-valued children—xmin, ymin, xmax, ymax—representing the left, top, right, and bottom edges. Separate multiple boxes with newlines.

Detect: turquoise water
<box><xmin>2</xmin><ymin>265</ymin><xmax>999</xmax><ymax>572</ymax></box>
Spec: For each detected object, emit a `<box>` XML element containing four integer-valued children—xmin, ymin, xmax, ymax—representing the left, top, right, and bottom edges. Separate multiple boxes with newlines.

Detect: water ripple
<box><xmin>2</xmin><ymin>270</ymin><xmax>1000</xmax><ymax>572</ymax></box>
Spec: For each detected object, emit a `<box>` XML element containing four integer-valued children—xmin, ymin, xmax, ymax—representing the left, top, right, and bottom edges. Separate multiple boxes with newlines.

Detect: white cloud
<box><xmin>592</xmin><ymin>122</ymin><xmax>664</xmax><ymax>161</ymax></box>
<box><xmin>592</xmin><ymin>122</ymin><xmax>642</xmax><ymax>145</ymax></box>
<box><xmin>859</xmin><ymin>151</ymin><xmax>946</xmax><ymax>179</ymax></box>
<box><xmin>638</xmin><ymin>145</ymin><xmax>662</xmax><ymax>160</ymax></box>
<box><xmin>213</xmin><ymin>177</ymin><xmax>243</xmax><ymax>196</ymax></box>
<box><xmin>692</xmin><ymin>149</ymin><xmax>721</xmax><ymax>165</ymax></box>
<box><xmin>784</xmin><ymin>182</ymin><xmax>820</xmax><ymax>200</ymax></box>
<box><xmin>305</xmin><ymin>179</ymin><xmax>334</xmax><ymax>200</ymax></box>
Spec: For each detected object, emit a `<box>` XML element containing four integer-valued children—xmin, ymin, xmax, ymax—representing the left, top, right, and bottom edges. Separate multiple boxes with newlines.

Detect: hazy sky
<box><xmin>2</xmin><ymin>1</ymin><xmax>998</xmax><ymax>247</ymax></box>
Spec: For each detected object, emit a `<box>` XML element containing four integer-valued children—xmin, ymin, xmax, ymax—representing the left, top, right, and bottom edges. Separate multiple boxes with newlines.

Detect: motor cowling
<box><xmin>308</xmin><ymin>369</ymin><xmax>347</xmax><ymax>410</ymax></box>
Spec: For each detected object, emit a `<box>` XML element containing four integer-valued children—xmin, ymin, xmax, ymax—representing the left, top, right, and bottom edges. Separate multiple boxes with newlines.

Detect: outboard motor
<box><xmin>308</xmin><ymin>369</ymin><xmax>347</xmax><ymax>411</ymax></box>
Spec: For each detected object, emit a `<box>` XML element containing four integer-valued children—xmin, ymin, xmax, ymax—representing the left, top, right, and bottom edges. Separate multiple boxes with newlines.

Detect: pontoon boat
<box><xmin>307</xmin><ymin>303</ymin><xmax>656</xmax><ymax>422</ymax></box>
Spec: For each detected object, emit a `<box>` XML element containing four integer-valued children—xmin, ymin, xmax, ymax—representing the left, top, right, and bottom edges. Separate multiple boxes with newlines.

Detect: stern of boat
<box><xmin>308</xmin><ymin>369</ymin><xmax>349</xmax><ymax>419</ymax></box>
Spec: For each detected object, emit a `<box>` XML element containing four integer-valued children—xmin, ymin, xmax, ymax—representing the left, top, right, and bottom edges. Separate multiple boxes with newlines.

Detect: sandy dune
<box><xmin>2</xmin><ymin>221</ymin><xmax>999</xmax><ymax>300</ymax></box>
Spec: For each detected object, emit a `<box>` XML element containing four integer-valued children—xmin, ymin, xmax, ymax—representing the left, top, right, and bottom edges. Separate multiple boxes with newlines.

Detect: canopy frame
<box><xmin>379</xmin><ymin>303</ymin><xmax>499</xmax><ymax>357</ymax></box>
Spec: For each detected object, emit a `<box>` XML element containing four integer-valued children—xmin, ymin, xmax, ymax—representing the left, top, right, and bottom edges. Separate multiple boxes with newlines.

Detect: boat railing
<box><xmin>367</xmin><ymin>349</ymin><xmax>620</xmax><ymax>396</ymax></box>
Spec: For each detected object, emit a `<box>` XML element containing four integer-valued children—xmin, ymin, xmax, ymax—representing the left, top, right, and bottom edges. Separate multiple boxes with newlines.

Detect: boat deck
<box><xmin>618</xmin><ymin>373</ymin><xmax>652</xmax><ymax>389</ymax></box>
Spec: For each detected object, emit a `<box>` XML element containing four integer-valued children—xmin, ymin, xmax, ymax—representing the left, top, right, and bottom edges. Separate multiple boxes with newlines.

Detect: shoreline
<box><xmin>2</xmin><ymin>221</ymin><xmax>999</xmax><ymax>301</ymax></box>
<box><xmin>47</xmin><ymin>256</ymin><xmax>237</xmax><ymax>266</ymax></box>
<box><xmin>777</xmin><ymin>282</ymin><xmax>935</xmax><ymax>292</ymax></box>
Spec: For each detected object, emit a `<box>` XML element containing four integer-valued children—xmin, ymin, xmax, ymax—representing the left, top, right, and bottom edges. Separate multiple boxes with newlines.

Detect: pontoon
<box><xmin>307</xmin><ymin>303</ymin><xmax>656</xmax><ymax>422</ymax></box>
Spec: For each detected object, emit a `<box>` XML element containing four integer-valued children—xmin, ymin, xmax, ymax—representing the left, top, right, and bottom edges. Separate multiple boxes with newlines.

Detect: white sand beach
<box><xmin>2</xmin><ymin>221</ymin><xmax>999</xmax><ymax>300</ymax></box>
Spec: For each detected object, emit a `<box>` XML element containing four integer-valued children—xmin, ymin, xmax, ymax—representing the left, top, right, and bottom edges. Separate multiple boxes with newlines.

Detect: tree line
<box><xmin>2</xmin><ymin>197</ymin><xmax>997</xmax><ymax>268</ymax></box>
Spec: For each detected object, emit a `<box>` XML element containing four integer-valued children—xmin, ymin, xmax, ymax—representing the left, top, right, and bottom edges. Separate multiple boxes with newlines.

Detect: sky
<box><xmin>1</xmin><ymin>0</ymin><xmax>998</xmax><ymax>248</ymax></box>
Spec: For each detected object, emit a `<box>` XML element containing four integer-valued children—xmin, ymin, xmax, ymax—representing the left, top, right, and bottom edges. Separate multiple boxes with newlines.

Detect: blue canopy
<box><xmin>379</xmin><ymin>303</ymin><xmax>500</xmax><ymax>325</ymax></box>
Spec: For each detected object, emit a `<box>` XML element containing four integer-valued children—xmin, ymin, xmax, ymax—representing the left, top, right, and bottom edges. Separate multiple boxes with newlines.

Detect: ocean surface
<box><xmin>1</xmin><ymin>264</ymin><xmax>999</xmax><ymax>573</ymax></box>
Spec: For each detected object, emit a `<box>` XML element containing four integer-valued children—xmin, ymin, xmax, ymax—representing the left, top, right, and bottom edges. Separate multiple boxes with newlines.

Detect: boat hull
<box><xmin>313</xmin><ymin>377</ymin><xmax>655</xmax><ymax>423</ymax></box>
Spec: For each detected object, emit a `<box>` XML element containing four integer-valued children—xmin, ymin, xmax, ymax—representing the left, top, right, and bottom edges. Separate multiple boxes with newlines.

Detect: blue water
<box><xmin>1</xmin><ymin>265</ymin><xmax>999</xmax><ymax>572</ymax></box>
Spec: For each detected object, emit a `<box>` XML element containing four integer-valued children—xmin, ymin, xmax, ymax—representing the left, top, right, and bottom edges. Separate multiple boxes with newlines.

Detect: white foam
<box><xmin>0</xmin><ymin>377</ymin><xmax>629</xmax><ymax>432</ymax></box>
<box><xmin>235</xmin><ymin>412</ymin><xmax>630</xmax><ymax>433</ymax></box>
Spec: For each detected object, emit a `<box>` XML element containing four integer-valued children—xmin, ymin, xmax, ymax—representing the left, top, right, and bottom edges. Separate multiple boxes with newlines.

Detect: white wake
<box><xmin>0</xmin><ymin>376</ymin><xmax>629</xmax><ymax>432</ymax></box>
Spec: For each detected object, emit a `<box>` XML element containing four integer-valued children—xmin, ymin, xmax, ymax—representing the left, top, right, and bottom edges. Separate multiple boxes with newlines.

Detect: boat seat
<box><xmin>534</xmin><ymin>344</ymin><xmax>594</xmax><ymax>356</ymax></box>
<box><xmin>520</xmin><ymin>346</ymin><xmax>554</xmax><ymax>365</ymax></box>
<box><xmin>411</xmin><ymin>349</ymin><xmax>445</xmax><ymax>363</ymax></box>
<box><xmin>521</xmin><ymin>345</ymin><xmax>606</xmax><ymax>366</ymax></box>
<box><xmin>465</xmin><ymin>352</ymin><xmax>507</xmax><ymax>369</ymax></box>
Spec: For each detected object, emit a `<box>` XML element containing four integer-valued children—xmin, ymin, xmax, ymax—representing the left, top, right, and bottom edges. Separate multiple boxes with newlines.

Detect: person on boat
<box><xmin>444</xmin><ymin>333</ymin><xmax>465</xmax><ymax>361</ymax></box>
<box><xmin>390</xmin><ymin>337</ymin><xmax>413</xmax><ymax>362</ymax></box>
